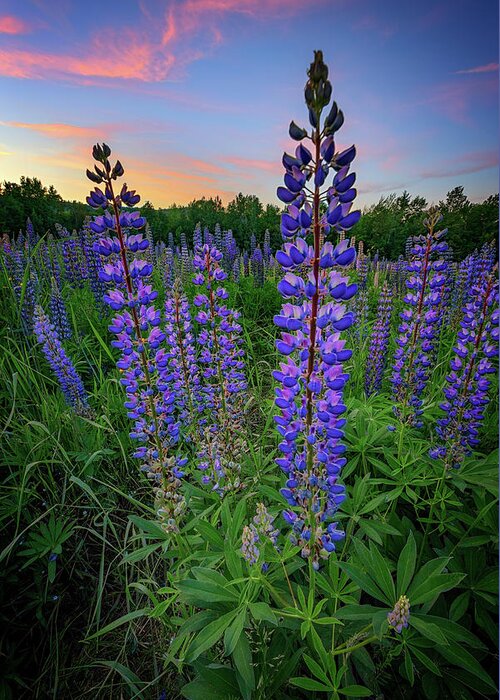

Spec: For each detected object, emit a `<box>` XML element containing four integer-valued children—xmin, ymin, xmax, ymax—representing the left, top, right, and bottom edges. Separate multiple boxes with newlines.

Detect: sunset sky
<box><xmin>0</xmin><ymin>0</ymin><xmax>498</xmax><ymax>209</ymax></box>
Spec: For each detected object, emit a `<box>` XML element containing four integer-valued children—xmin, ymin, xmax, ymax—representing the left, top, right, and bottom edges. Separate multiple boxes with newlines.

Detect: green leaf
<box><xmin>187</xmin><ymin>610</ymin><xmax>237</xmax><ymax>662</ymax></box>
<box><xmin>397</xmin><ymin>531</ymin><xmax>416</xmax><ymax>595</ymax></box>
<box><xmin>309</xmin><ymin>625</ymin><xmax>330</xmax><ymax>670</ymax></box>
<box><xmin>85</xmin><ymin>608</ymin><xmax>149</xmax><ymax>641</ymax></box>
<box><xmin>93</xmin><ymin>660</ymin><xmax>145</xmax><ymax>695</ymax></box>
<box><xmin>339</xmin><ymin>562</ymin><xmax>387</xmax><ymax>604</ymax></box>
<box><xmin>367</xmin><ymin>542</ymin><xmax>395</xmax><ymax>603</ymax></box>
<box><xmin>336</xmin><ymin>604</ymin><xmax>384</xmax><ymax>621</ymax></box>
<box><xmin>195</xmin><ymin>521</ymin><xmax>224</xmax><ymax>549</ymax></box>
<box><xmin>248</xmin><ymin>602</ymin><xmax>277</xmax><ymax>625</ymax></box>
<box><xmin>409</xmin><ymin>573</ymin><xmax>465</xmax><ymax>606</ymax></box>
<box><xmin>449</xmin><ymin>591</ymin><xmax>470</xmax><ymax>622</ymax></box>
<box><xmin>233</xmin><ymin>631</ymin><xmax>255</xmax><ymax>696</ymax></box>
<box><xmin>177</xmin><ymin>579</ymin><xmax>238</xmax><ymax>605</ymax></box>
<box><xmin>339</xmin><ymin>685</ymin><xmax>373</xmax><ymax>697</ymax></box>
<box><xmin>303</xmin><ymin>654</ymin><xmax>330</xmax><ymax>685</ymax></box>
<box><xmin>128</xmin><ymin>515</ymin><xmax>169</xmax><ymax>540</ymax></box>
<box><xmin>406</xmin><ymin>557</ymin><xmax>448</xmax><ymax>597</ymax></box>
<box><xmin>403</xmin><ymin>648</ymin><xmax>414</xmax><ymax>686</ymax></box>
<box><xmin>410</xmin><ymin>647</ymin><xmax>442</xmax><ymax>676</ymax></box>
<box><xmin>177</xmin><ymin>610</ymin><xmax>218</xmax><ymax>638</ymax></box>
<box><xmin>410</xmin><ymin>615</ymin><xmax>448</xmax><ymax>645</ymax></box>
<box><xmin>290</xmin><ymin>677</ymin><xmax>332</xmax><ymax>692</ymax></box>
<box><xmin>436</xmin><ymin>641</ymin><xmax>496</xmax><ymax>690</ymax></box>
<box><xmin>224</xmin><ymin>609</ymin><xmax>246</xmax><ymax>656</ymax></box>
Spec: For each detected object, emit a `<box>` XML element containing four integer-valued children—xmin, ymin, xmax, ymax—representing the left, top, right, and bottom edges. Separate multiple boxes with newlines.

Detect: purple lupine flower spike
<box><xmin>365</xmin><ymin>281</ymin><xmax>393</xmax><ymax>396</ymax></box>
<box><xmin>87</xmin><ymin>143</ymin><xmax>185</xmax><ymax>533</ymax></box>
<box><xmin>49</xmin><ymin>277</ymin><xmax>72</xmax><ymax>340</ymax></box>
<box><xmin>391</xmin><ymin>210</ymin><xmax>448</xmax><ymax>427</ymax></box>
<box><xmin>34</xmin><ymin>305</ymin><xmax>89</xmax><ymax>415</ymax></box>
<box><xmin>192</xmin><ymin>244</ymin><xmax>247</xmax><ymax>494</ymax></box>
<box><xmin>388</xmin><ymin>595</ymin><xmax>410</xmax><ymax>633</ymax></box>
<box><xmin>273</xmin><ymin>51</ymin><xmax>359</xmax><ymax>569</ymax></box>
<box><xmin>430</xmin><ymin>267</ymin><xmax>498</xmax><ymax>468</ymax></box>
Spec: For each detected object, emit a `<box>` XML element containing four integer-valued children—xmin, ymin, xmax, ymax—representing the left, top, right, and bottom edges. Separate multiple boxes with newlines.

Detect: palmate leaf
<box><xmin>338</xmin><ymin>562</ymin><xmax>387</xmax><ymax>604</ymax></box>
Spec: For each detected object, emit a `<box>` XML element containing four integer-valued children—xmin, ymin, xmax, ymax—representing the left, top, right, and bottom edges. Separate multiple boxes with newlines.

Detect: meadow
<box><xmin>0</xmin><ymin>52</ymin><xmax>498</xmax><ymax>700</ymax></box>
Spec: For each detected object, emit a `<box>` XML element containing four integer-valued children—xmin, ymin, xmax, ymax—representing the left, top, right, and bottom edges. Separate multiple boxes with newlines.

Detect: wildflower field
<box><xmin>0</xmin><ymin>52</ymin><xmax>498</xmax><ymax>700</ymax></box>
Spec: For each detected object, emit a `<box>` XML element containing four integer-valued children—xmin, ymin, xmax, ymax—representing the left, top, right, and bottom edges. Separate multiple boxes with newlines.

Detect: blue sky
<box><xmin>0</xmin><ymin>0</ymin><xmax>497</xmax><ymax>208</ymax></box>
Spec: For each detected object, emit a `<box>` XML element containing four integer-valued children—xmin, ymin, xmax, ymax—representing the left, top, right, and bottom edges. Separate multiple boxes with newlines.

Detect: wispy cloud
<box><xmin>224</xmin><ymin>156</ymin><xmax>281</xmax><ymax>173</ymax></box>
<box><xmin>0</xmin><ymin>0</ymin><xmax>324</xmax><ymax>85</ymax></box>
<box><xmin>0</xmin><ymin>15</ymin><xmax>31</xmax><ymax>34</ymax></box>
<box><xmin>455</xmin><ymin>62</ymin><xmax>499</xmax><ymax>75</ymax></box>
<box><xmin>419</xmin><ymin>150</ymin><xmax>498</xmax><ymax>179</ymax></box>
<box><xmin>2</xmin><ymin>121</ymin><xmax>104</xmax><ymax>140</ymax></box>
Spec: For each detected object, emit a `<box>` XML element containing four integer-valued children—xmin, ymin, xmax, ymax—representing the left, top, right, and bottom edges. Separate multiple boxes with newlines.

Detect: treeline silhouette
<box><xmin>0</xmin><ymin>177</ymin><xmax>497</xmax><ymax>259</ymax></box>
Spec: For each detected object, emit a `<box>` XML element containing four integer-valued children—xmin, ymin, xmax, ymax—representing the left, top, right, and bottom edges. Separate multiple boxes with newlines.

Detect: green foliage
<box><xmin>2</xmin><ymin>176</ymin><xmax>497</xmax><ymax>262</ymax></box>
<box><xmin>0</xmin><ymin>253</ymin><xmax>497</xmax><ymax>700</ymax></box>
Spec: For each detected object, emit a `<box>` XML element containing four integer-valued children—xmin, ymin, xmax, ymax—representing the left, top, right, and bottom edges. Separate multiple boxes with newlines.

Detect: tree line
<box><xmin>0</xmin><ymin>177</ymin><xmax>497</xmax><ymax>260</ymax></box>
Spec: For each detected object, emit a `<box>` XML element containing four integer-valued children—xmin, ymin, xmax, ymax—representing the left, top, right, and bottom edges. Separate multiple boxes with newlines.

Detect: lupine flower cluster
<box><xmin>87</xmin><ymin>143</ymin><xmax>186</xmax><ymax>533</ymax></box>
<box><xmin>164</xmin><ymin>283</ymin><xmax>202</xmax><ymax>430</ymax></box>
<box><xmin>33</xmin><ymin>305</ymin><xmax>89</xmax><ymax>415</ymax></box>
<box><xmin>49</xmin><ymin>277</ymin><xmax>72</xmax><ymax>340</ymax></box>
<box><xmin>430</xmin><ymin>268</ymin><xmax>498</xmax><ymax>468</ymax></box>
<box><xmin>391</xmin><ymin>211</ymin><xmax>448</xmax><ymax>427</ymax></box>
<box><xmin>241</xmin><ymin>503</ymin><xmax>279</xmax><ymax>565</ymax></box>
<box><xmin>387</xmin><ymin>595</ymin><xmax>410</xmax><ymax>633</ymax></box>
<box><xmin>365</xmin><ymin>281</ymin><xmax>393</xmax><ymax>396</ymax></box>
<box><xmin>353</xmin><ymin>241</ymin><xmax>369</xmax><ymax>339</ymax></box>
<box><xmin>273</xmin><ymin>51</ymin><xmax>360</xmax><ymax>568</ymax></box>
<box><xmin>192</xmin><ymin>244</ymin><xmax>247</xmax><ymax>493</ymax></box>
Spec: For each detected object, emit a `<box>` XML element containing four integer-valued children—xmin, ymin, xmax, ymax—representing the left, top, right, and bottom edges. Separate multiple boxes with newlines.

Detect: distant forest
<box><xmin>0</xmin><ymin>176</ymin><xmax>497</xmax><ymax>260</ymax></box>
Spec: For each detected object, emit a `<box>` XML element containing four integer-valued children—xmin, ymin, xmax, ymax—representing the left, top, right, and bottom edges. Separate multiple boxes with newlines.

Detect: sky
<box><xmin>0</xmin><ymin>0</ymin><xmax>498</xmax><ymax>210</ymax></box>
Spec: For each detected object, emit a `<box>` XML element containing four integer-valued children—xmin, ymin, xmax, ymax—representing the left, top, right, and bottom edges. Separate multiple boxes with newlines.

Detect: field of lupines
<box><xmin>0</xmin><ymin>52</ymin><xmax>498</xmax><ymax>700</ymax></box>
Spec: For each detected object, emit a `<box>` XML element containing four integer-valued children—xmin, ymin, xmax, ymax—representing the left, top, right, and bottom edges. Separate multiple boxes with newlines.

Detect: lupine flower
<box><xmin>164</xmin><ymin>284</ymin><xmax>202</xmax><ymax>430</ymax></box>
<box><xmin>391</xmin><ymin>211</ymin><xmax>448</xmax><ymax>427</ymax></box>
<box><xmin>253</xmin><ymin>503</ymin><xmax>279</xmax><ymax>545</ymax></box>
<box><xmin>263</xmin><ymin>229</ymin><xmax>272</xmax><ymax>262</ymax></box>
<box><xmin>87</xmin><ymin>143</ymin><xmax>186</xmax><ymax>533</ymax></box>
<box><xmin>273</xmin><ymin>51</ymin><xmax>359</xmax><ymax>568</ymax></box>
<box><xmin>353</xmin><ymin>242</ymin><xmax>369</xmax><ymax>339</ymax></box>
<box><xmin>241</xmin><ymin>525</ymin><xmax>260</xmax><ymax>565</ymax></box>
<box><xmin>49</xmin><ymin>277</ymin><xmax>72</xmax><ymax>340</ymax></box>
<box><xmin>193</xmin><ymin>222</ymin><xmax>202</xmax><ymax>250</ymax></box>
<box><xmin>21</xmin><ymin>270</ymin><xmax>39</xmax><ymax>334</ymax></box>
<box><xmin>192</xmin><ymin>244</ymin><xmax>247</xmax><ymax>494</ymax></box>
<box><xmin>251</xmin><ymin>246</ymin><xmax>264</xmax><ymax>287</ymax></box>
<box><xmin>388</xmin><ymin>595</ymin><xmax>410</xmax><ymax>633</ymax></box>
<box><xmin>365</xmin><ymin>281</ymin><xmax>393</xmax><ymax>396</ymax></box>
<box><xmin>430</xmin><ymin>268</ymin><xmax>498</xmax><ymax>468</ymax></box>
<box><xmin>34</xmin><ymin>305</ymin><xmax>89</xmax><ymax>414</ymax></box>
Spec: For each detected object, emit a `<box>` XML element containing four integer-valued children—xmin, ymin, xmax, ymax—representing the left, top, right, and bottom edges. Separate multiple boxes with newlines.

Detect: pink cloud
<box><xmin>456</xmin><ymin>62</ymin><xmax>499</xmax><ymax>75</ymax></box>
<box><xmin>0</xmin><ymin>0</ymin><xmax>325</xmax><ymax>85</ymax></box>
<box><xmin>419</xmin><ymin>150</ymin><xmax>498</xmax><ymax>179</ymax></box>
<box><xmin>0</xmin><ymin>15</ymin><xmax>30</xmax><ymax>34</ymax></box>
<box><xmin>225</xmin><ymin>156</ymin><xmax>281</xmax><ymax>173</ymax></box>
<box><xmin>420</xmin><ymin>76</ymin><xmax>498</xmax><ymax>125</ymax></box>
<box><xmin>4</xmin><ymin>121</ymin><xmax>104</xmax><ymax>139</ymax></box>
